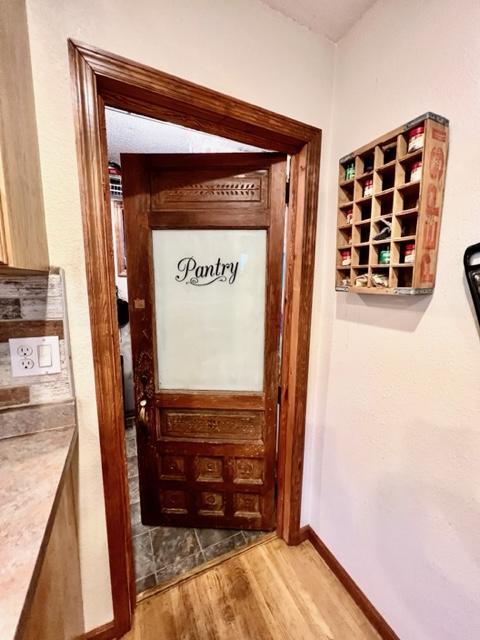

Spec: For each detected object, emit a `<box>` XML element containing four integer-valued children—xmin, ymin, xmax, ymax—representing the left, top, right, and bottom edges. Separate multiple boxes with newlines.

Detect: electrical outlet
<box><xmin>17</xmin><ymin>345</ymin><xmax>33</xmax><ymax>357</ymax></box>
<box><xmin>9</xmin><ymin>336</ymin><xmax>61</xmax><ymax>377</ymax></box>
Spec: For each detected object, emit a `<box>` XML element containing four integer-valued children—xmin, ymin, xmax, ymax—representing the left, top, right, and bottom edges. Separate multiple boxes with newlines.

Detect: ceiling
<box><xmin>105</xmin><ymin>108</ymin><xmax>263</xmax><ymax>164</ymax></box>
<box><xmin>260</xmin><ymin>0</ymin><xmax>377</xmax><ymax>42</ymax></box>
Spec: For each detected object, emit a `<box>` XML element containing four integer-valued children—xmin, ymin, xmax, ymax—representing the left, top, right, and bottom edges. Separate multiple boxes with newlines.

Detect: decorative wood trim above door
<box><xmin>69</xmin><ymin>39</ymin><xmax>321</xmax><ymax>638</ymax></box>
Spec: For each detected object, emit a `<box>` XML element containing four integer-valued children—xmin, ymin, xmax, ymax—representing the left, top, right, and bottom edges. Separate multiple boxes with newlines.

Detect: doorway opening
<box><xmin>70</xmin><ymin>39</ymin><xmax>321</xmax><ymax>638</ymax></box>
<box><xmin>106</xmin><ymin>108</ymin><xmax>281</xmax><ymax>594</ymax></box>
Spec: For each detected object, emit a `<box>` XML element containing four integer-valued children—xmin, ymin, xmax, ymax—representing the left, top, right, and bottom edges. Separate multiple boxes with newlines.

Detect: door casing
<box><xmin>69</xmin><ymin>39</ymin><xmax>322</xmax><ymax>638</ymax></box>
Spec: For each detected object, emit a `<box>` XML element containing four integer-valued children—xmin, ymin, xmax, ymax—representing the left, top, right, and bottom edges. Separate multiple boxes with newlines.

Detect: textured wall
<box><xmin>0</xmin><ymin>271</ymin><xmax>75</xmax><ymax>438</ymax></box>
<box><xmin>24</xmin><ymin>0</ymin><xmax>335</xmax><ymax>629</ymax></box>
<box><xmin>303</xmin><ymin>1</ymin><xmax>480</xmax><ymax>639</ymax></box>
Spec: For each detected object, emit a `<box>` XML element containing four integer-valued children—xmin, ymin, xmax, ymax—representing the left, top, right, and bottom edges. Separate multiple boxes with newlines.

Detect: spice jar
<box><xmin>404</xmin><ymin>243</ymin><xmax>416</xmax><ymax>263</ymax></box>
<box><xmin>346</xmin><ymin>208</ymin><xmax>353</xmax><ymax>224</ymax></box>
<box><xmin>410</xmin><ymin>161</ymin><xmax>422</xmax><ymax>182</ymax></box>
<box><xmin>340</xmin><ymin>249</ymin><xmax>351</xmax><ymax>266</ymax></box>
<box><xmin>407</xmin><ymin>126</ymin><xmax>424</xmax><ymax>153</ymax></box>
<box><xmin>363</xmin><ymin>179</ymin><xmax>373</xmax><ymax>198</ymax></box>
<box><xmin>379</xmin><ymin>248</ymin><xmax>391</xmax><ymax>265</ymax></box>
<box><xmin>344</xmin><ymin>162</ymin><xmax>355</xmax><ymax>181</ymax></box>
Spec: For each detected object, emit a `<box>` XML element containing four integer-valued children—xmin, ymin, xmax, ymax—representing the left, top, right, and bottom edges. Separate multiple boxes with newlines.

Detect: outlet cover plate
<box><xmin>9</xmin><ymin>336</ymin><xmax>61</xmax><ymax>377</ymax></box>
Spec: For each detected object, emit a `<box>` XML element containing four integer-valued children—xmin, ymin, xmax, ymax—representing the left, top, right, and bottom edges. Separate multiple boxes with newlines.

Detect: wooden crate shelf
<box><xmin>335</xmin><ymin>112</ymin><xmax>449</xmax><ymax>295</ymax></box>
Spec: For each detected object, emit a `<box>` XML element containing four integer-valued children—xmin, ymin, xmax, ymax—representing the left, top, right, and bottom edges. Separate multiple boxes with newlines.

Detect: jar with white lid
<box><xmin>363</xmin><ymin>179</ymin><xmax>373</xmax><ymax>198</ymax></box>
<box><xmin>410</xmin><ymin>161</ymin><xmax>422</xmax><ymax>182</ymax></box>
<box><xmin>408</xmin><ymin>126</ymin><xmax>424</xmax><ymax>153</ymax></box>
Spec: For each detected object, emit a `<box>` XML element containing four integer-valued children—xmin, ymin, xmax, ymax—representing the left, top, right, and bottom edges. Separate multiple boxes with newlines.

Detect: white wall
<box><xmin>24</xmin><ymin>0</ymin><xmax>335</xmax><ymax>629</ymax></box>
<box><xmin>25</xmin><ymin>0</ymin><xmax>479</xmax><ymax>636</ymax></box>
<box><xmin>304</xmin><ymin>1</ymin><xmax>480</xmax><ymax>639</ymax></box>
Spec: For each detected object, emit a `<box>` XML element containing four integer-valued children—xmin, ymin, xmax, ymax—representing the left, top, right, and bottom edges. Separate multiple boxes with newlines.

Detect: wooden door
<box><xmin>122</xmin><ymin>153</ymin><xmax>286</xmax><ymax>530</ymax></box>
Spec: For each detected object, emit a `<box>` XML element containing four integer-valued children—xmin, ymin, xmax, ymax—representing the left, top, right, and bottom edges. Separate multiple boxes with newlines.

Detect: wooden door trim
<box><xmin>69</xmin><ymin>39</ymin><xmax>321</xmax><ymax>638</ymax></box>
<box><xmin>156</xmin><ymin>391</ymin><xmax>265</xmax><ymax>411</ymax></box>
<box><xmin>148</xmin><ymin>210</ymin><xmax>270</xmax><ymax>229</ymax></box>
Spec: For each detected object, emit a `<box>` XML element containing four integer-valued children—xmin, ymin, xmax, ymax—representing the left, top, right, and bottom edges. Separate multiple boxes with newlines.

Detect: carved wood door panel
<box><xmin>122</xmin><ymin>153</ymin><xmax>286</xmax><ymax>530</ymax></box>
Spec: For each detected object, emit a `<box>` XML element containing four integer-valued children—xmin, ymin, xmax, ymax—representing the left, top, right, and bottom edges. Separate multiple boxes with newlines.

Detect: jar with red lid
<box><xmin>407</xmin><ymin>126</ymin><xmax>424</xmax><ymax>153</ymax></box>
<box><xmin>363</xmin><ymin>179</ymin><xmax>373</xmax><ymax>198</ymax></box>
<box><xmin>340</xmin><ymin>249</ymin><xmax>351</xmax><ymax>266</ymax></box>
<box><xmin>404</xmin><ymin>242</ymin><xmax>416</xmax><ymax>263</ymax></box>
<box><xmin>410</xmin><ymin>161</ymin><xmax>422</xmax><ymax>182</ymax></box>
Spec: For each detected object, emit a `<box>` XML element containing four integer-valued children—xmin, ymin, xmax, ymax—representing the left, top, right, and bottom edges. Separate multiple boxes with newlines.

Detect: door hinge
<box><xmin>285</xmin><ymin>179</ymin><xmax>290</xmax><ymax>205</ymax></box>
<box><xmin>277</xmin><ymin>385</ymin><xmax>282</xmax><ymax>405</ymax></box>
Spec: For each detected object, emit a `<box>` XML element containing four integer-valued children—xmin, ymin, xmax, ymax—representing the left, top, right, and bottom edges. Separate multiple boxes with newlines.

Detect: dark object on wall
<box><xmin>464</xmin><ymin>242</ymin><xmax>480</xmax><ymax>326</ymax></box>
<box><xmin>116</xmin><ymin>290</ymin><xmax>129</xmax><ymax>328</ymax></box>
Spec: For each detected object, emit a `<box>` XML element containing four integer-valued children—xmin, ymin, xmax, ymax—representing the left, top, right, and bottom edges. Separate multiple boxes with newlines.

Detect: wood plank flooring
<box><xmin>122</xmin><ymin>537</ymin><xmax>380</xmax><ymax>640</ymax></box>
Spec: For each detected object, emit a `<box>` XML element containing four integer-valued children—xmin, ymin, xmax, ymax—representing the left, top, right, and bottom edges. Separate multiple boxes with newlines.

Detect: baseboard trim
<box><xmin>302</xmin><ymin>525</ymin><xmax>400</xmax><ymax>640</ymax></box>
<box><xmin>81</xmin><ymin>619</ymin><xmax>117</xmax><ymax>640</ymax></box>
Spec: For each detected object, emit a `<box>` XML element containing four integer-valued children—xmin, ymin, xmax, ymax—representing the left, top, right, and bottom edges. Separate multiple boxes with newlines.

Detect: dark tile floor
<box><xmin>125</xmin><ymin>421</ymin><xmax>267</xmax><ymax>593</ymax></box>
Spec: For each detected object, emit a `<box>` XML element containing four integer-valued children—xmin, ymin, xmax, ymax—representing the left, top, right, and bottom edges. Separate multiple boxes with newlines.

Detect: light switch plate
<box><xmin>9</xmin><ymin>336</ymin><xmax>61</xmax><ymax>377</ymax></box>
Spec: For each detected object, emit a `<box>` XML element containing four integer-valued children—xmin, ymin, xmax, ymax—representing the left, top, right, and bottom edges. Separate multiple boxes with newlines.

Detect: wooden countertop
<box><xmin>0</xmin><ymin>423</ymin><xmax>77</xmax><ymax>640</ymax></box>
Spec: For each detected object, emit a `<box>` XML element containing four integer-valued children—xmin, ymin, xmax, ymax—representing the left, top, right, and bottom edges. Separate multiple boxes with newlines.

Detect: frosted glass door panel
<box><xmin>152</xmin><ymin>229</ymin><xmax>266</xmax><ymax>391</ymax></box>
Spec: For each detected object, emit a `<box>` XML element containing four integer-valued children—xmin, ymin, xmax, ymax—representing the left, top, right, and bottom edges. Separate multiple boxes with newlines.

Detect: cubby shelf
<box><xmin>357</xmin><ymin>171</ymin><xmax>374</xmax><ymax>181</ymax></box>
<box><xmin>397</xmin><ymin>180</ymin><xmax>421</xmax><ymax>192</ymax></box>
<box><xmin>398</xmin><ymin>149</ymin><xmax>423</xmax><ymax>163</ymax></box>
<box><xmin>335</xmin><ymin>112</ymin><xmax>449</xmax><ymax>295</ymax></box>
<box><xmin>357</xmin><ymin>194</ymin><xmax>373</xmax><ymax>202</ymax></box>
<box><xmin>396</xmin><ymin>207</ymin><xmax>418</xmax><ymax>217</ymax></box>
<box><xmin>376</xmin><ymin>159</ymin><xmax>396</xmax><ymax>172</ymax></box>
<box><xmin>394</xmin><ymin>235</ymin><xmax>416</xmax><ymax>242</ymax></box>
<box><xmin>375</xmin><ymin>187</ymin><xmax>395</xmax><ymax>198</ymax></box>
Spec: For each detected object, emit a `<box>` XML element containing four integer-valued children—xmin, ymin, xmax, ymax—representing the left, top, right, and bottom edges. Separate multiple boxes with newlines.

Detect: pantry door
<box><xmin>122</xmin><ymin>153</ymin><xmax>286</xmax><ymax>530</ymax></box>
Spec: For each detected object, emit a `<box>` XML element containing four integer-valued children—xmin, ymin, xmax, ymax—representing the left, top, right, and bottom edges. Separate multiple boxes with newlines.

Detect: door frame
<box><xmin>69</xmin><ymin>39</ymin><xmax>321</xmax><ymax>637</ymax></box>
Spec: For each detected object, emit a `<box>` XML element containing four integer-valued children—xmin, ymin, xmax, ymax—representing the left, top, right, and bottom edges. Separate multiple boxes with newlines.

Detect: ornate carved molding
<box><xmin>161</xmin><ymin>410</ymin><xmax>263</xmax><ymax>440</ymax></box>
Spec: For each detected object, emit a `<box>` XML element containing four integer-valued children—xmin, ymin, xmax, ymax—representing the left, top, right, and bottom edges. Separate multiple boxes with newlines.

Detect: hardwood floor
<box><xmin>122</xmin><ymin>537</ymin><xmax>380</xmax><ymax>640</ymax></box>
<box><xmin>125</xmin><ymin>421</ymin><xmax>270</xmax><ymax>593</ymax></box>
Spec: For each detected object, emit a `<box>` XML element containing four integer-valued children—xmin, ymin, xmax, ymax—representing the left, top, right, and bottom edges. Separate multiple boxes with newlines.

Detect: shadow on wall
<box><xmin>373</xmin><ymin>419</ymin><xmax>480</xmax><ymax>640</ymax></box>
<box><xmin>335</xmin><ymin>291</ymin><xmax>432</xmax><ymax>332</ymax></box>
<box><xmin>319</xmin><ymin>418</ymin><xmax>480</xmax><ymax>640</ymax></box>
